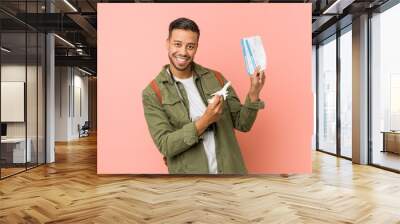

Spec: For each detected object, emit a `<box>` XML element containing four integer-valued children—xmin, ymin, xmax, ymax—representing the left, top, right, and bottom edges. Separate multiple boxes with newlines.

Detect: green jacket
<box><xmin>142</xmin><ymin>62</ymin><xmax>265</xmax><ymax>174</ymax></box>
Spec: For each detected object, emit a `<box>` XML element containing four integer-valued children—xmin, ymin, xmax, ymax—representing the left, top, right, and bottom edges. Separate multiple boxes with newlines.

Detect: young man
<box><xmin>142</xmin><ymin>17</ymin><xmax>265</xmax><ymax>174</ymax></box>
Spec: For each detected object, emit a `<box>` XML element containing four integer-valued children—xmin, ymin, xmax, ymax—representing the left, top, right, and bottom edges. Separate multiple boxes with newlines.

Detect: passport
<box><xmin>240</xmin><ymin>35</ymin><xmax>267</xmax><ymax>75</ymax></box>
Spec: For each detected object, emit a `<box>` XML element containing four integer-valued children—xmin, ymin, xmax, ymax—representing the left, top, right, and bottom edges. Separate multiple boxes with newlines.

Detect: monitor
<box><xmin>1</xmin><ymin>123</ymin><xmax>7</xmax><ymax>137</ymax></box>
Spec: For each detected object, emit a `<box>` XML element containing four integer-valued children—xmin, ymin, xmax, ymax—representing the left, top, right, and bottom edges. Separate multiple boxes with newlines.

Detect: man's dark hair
<box><xmin>168</xmin><ymin>17</ymin><xmax>200</xmax><ymax>39</ymax></box>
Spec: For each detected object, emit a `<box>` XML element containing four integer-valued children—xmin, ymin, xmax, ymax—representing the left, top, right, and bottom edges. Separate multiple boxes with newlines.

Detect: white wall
<box><xmin>55</xmin><ymin>67</ymin><xmax>89</xmax><ymax>141</ymax></box>
<box><xmin>1</xmin><ymin>65</ymin><xmax>40</xmax><ymax>137</ymax></box>
<box><xmin>55</xmin><ymin>66</ymin><xmax>70</xmax><ymax>141</ymax></box>
<box><xmin>73</xmin><ymin>73</ymin><xmax>89</xmax><ymax>138</ymax></box>
<box><xmin>1</xmin><ymin>65</ymin><xmax>26</xmax><ymax>132</ymax></box>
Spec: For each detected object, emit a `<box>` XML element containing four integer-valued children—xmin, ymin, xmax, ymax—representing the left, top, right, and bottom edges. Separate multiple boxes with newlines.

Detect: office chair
<box><xmin>79</xmin><ymin>121</ymin><xmax>90</xmax><ymax>138</ymax></box>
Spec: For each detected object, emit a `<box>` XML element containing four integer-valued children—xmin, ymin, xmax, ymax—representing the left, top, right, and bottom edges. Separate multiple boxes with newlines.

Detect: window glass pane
<box><xmin>312</xmin><ymin>45</ymin><xmax>317</xmax><ymax>151</ymax></box>
<box><xmin>371</xmin><ymin>3</ymin><xmax>400</xmax><ymax>171</ymax></box>
<box><xmin>318</xmin><ymin>36</ymin><xmax>337</xmax><ymax>154</ymax></box>
<box><xmin>340</xmin><ymin>28</ymin><xmax>352</xmax><ymax>158</ymax></box>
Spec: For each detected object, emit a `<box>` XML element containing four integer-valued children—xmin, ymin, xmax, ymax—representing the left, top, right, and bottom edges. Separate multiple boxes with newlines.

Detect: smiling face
<box><xmin>166</xmin><ymin>29</ymin><xmax>199</xmax><ymax>73</ymax></box>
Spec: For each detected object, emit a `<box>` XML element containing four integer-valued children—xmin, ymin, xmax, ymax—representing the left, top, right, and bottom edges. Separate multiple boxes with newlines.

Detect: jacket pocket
<box><xmin>161</xmin><ymin>97</ymin><xmax>188</xmax><ymax>128</ymax></box>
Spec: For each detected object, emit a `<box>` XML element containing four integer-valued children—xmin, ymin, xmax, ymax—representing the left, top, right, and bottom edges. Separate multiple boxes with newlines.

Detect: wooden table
<box><xmin>381</xmin><ymin>131</ymin><xmax>400</xmax><ymax>154</ymax></box>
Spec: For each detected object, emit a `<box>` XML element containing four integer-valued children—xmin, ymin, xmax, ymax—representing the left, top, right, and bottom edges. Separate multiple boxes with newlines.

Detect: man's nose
<box><xmin>178</xmin><ymin>47</ymin><xmax>188</xmax><ymax>56</ymax></box>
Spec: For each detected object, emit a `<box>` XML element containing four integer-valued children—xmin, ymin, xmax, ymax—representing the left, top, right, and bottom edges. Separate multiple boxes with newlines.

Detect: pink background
<box><xmin>98</xmin><ymin>3</ymin><xmax>313</xmax><ymax>174</ymax></box>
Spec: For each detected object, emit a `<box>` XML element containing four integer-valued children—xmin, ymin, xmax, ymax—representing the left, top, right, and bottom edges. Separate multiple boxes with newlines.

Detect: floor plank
<box><xmin>0</xmin><ymin>134</ymin><xmax>400</xmax><ymax>223</ymax></box>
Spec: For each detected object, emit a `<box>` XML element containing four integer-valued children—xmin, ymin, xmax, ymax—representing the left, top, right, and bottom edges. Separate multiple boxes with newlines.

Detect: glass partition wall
<box><xmin>0</xmin><ymin>1</ymin><xmax>46</xmax><ymax>179</ymax></box>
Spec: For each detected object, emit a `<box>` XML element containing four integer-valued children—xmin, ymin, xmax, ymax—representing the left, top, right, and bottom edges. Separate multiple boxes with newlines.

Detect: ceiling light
<box><xmin>323</xmin><ymin>0</ymin><xmax>341</xmax><ymax>14</ymax></box>
<box><xmin>323</xmin><ymin>0</ymin><xmax>355</xmax><ymax>15</ymax></box>
<box><xmin>1</xmin><ymin>47</ymin><xmax>11</xmax><ymax>53</ymax></box>
<box><xmin>78</xmin><ymin>67</ymin><xmax>93</xmax><ymax>76</ymax></box>
<box><xmin>63</xmin><ymin>0</ymin><xmax>78</xmax><ymax>12</ymax></box>
<box><xmin>54</xmin><ymin>34</ymin><xmax>75</xmax><ymax>48</ymax></box>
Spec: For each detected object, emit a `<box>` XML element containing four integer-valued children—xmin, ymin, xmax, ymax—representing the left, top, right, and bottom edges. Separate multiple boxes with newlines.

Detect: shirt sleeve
<box><xmin>142</xmin><ymin>89</ymin><xmax>199</xmax><ymax>158</ymax></box>
<box><xmin>221</xmin><ymin>75</ymin><xmax>265</xmax><ymax>132</ymax></box>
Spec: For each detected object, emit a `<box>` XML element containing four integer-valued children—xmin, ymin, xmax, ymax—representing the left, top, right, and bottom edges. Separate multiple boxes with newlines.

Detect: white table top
<box><xmin>1</xmin><ymin>138</ymin><xmax>30</xmax><ymax>143</ymax></box>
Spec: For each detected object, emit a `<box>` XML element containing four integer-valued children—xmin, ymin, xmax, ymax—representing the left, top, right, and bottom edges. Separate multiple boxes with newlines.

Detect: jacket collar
<box><xmin>159</xmin><ymin>62</ymin><xmax>209</xmax><ymax>84</ymax></box>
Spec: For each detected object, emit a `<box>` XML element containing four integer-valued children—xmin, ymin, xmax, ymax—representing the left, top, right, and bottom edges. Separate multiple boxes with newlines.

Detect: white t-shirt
<box><xmin>173</xmin><ymin>75</ymin><xmax>218</xmax><ymax>174</ymax></box>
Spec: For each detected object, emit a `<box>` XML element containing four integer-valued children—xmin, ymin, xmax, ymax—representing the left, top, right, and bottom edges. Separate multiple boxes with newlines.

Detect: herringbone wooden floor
<box><xmin>1</xmin><ymin>134</ymin><xmax>400</xmax><ymax>224</ymax></box>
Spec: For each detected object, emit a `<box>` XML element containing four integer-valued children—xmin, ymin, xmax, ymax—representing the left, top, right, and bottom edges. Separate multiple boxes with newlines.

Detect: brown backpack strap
<box><xmin>213</xmin><ymin>70</ymin><xmax>225</xmax><ymax>87</ymax></box>
<box><xmin>149</xmin><ymin>79</ymin><xmax>167</xmax><ymax>166</ymax></box>
<box><xmin>150</xmin><ymin>79</ymin><xmax>162</xmax><ymax>104</ymax></box>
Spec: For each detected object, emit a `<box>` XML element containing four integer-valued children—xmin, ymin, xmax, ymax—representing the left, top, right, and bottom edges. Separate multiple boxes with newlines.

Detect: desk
<box><xmin>381</xmin><ymin>131</ymin><xmax>400</xmax><ymax>154</ymax></box>
<box><xmin>1</xmin><ymin>138</ymin><xmax>31</xmax><ymax>163</ymax></box>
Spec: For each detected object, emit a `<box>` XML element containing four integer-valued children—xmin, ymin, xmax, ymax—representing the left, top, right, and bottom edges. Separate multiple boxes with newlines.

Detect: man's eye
<box><xmin>187</xmin><ymin>45</ymin><xmax>194</xmax><ymax>50</ymax></box>
<box><xmin>174</xmin><ymin>43</ymin><xmax>181</xmax><ymax>47</ymax></box>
